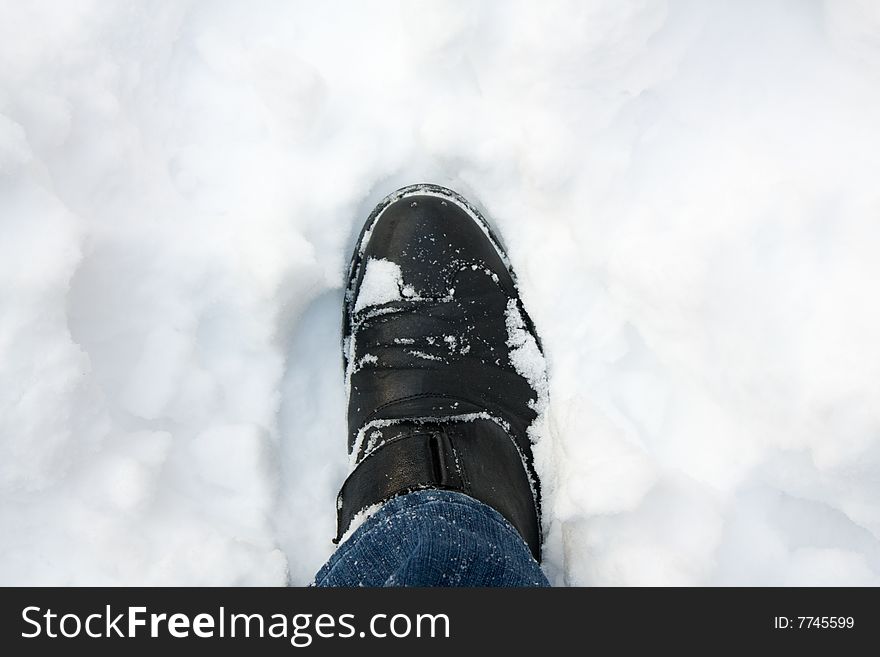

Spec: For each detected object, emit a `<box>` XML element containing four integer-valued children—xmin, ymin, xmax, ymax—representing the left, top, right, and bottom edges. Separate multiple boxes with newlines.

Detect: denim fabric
<box><xmin>313</xmin><ymin>489</ymin><xmax>550</xmax><ymax>587</ymax></box>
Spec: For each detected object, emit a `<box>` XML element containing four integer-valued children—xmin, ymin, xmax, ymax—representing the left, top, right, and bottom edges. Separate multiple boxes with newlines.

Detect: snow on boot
<box><xmin>336</xmin><ymin>183</ymin><xmax>548</xmax><ymax>560</ymax></box>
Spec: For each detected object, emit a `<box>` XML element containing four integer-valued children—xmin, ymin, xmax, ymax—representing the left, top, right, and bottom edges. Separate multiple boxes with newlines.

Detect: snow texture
<box><xmin>2</xmin><ymin>0</ymin><xmax>880</xmax><ymax>586</ymax></box>
<box><xmin>352</xmin><ymin>258</ymin><xmax>404</xmax><ymax>313</ymax></box>
<box><xmin>505</xmin><ymin>298</ymin><xmax>550</xmax><ymax>413</ymax></box>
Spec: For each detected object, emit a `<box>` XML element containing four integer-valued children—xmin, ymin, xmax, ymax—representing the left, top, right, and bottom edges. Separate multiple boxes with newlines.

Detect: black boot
<box><xmin>335</xmin><ymin>183</ymin><xmax>548</xmax><ymax>560</ymax></box>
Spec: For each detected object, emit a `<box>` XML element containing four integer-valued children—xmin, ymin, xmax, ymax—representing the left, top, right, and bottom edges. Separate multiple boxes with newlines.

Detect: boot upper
<box><xmin>338</xmin><ymin>184</ymin><xmax>548</xmax><ymax>559</ymax></box>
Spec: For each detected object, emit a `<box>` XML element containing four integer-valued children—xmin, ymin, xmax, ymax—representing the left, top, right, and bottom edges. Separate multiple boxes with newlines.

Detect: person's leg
<box><xmin>314</xmin><ymin>490</ymin><xmax>549</xmax><ymax>587</ymax></box>
<box><xmin>321</xmin><ymin>184</ymin><xmax>549</xmax><ymax>587</ymax></box>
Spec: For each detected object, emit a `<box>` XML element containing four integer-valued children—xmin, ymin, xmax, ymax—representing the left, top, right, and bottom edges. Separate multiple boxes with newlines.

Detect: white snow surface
<box><xmin>2</xmin><ymin>0</ymin><xmax>880</xmax><ymax>586</ymax></box>
<box><xmin>352</xmin><ymin>258</ymin><xmax>404</xmax><ymax>313</ymax></box>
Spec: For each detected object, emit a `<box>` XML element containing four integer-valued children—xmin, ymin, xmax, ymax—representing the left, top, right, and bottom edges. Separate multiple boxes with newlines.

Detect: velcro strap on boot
<box><xmin>334</xmin><ymin>418</ymin><xmax>541</xmax><ymax>560</ymax></box>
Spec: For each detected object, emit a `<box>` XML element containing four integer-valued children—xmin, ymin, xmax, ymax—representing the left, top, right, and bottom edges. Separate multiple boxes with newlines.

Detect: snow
<box><xmin>407</xmin><ymin>350</ymin><xmax>446</xmax><ymax>362</ymax></box>
<box><xmin>3</xmin><ymin>0</ymin><xmax>880</xmax><ymax>586</ymax></box>
<box><xmin>352</xmin><ymin>258</ymin><xmax>404</xmax><ymax>313</ymax></box>
<box><xmin>505</xmin><ymin>298</ymin><xmax>551</xmax><ymax>412</ymax></box>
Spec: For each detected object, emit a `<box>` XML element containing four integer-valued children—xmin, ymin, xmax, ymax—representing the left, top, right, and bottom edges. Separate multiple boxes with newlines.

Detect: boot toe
<box><xmin>357</xmin><ymin>193</ymin><xmax>515</xmax><ymax>300</ymax></box>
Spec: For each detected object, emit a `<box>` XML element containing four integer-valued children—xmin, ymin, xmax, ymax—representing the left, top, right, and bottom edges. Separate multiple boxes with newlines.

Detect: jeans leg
<box><xmin>313</xmin><ymin>489</ymin><xmax>550</xmax><ymax>587</ymax></box>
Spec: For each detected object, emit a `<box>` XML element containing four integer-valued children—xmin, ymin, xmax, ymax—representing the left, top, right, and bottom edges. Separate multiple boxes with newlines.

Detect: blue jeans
<box><xmin>313</xmin><ymin>489</ymin><xmax>550</xmax><ymax>587</ymax></box>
